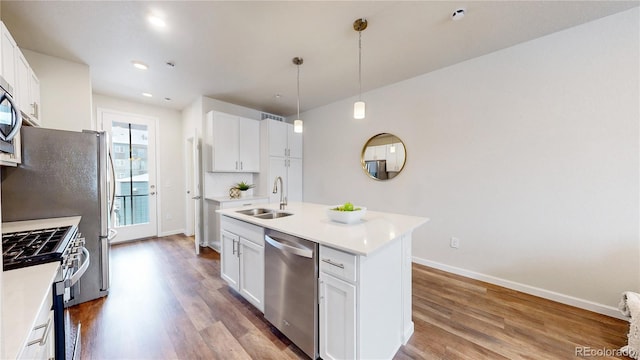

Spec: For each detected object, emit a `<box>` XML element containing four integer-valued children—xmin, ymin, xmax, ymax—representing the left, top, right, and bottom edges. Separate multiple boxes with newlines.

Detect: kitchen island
<box><xmin>217</xmin><ymin>202</ymin><xmax>428</xmax><ymax>360</ymax></box>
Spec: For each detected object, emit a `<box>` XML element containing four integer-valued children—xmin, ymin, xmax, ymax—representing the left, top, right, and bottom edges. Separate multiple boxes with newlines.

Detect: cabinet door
<box><xmin>238</xmin><ymin>116</ymin><xmax>260</xmax><ymax>172</ymax></box>
<box><xmin>16</xmin><ymin>50</ymin><xmax>30</xmax><ymax>113</ymax></box>
<box><xmin>29</xmin><ymin>70</ymin><xmax>40</xmax><ymax>124</ymax></box>
<box><xmin>220</xmin><ymin>230</ymin><xmax>240</xmax><ymax>290</ymax></box>
<box><xmin>211</xmin><ymin>112</ymin><xmax>239</xmax><ymax>171</ymax></box>
<box><xmin>319</xmin><ymin>273</ymin><xmax>356</xmax><ymax>360</ymax></box>
<box><xmin>239</xmin><ymin>238</ymin><xmax>264</xmax><ymax>312</ymax></box>
<box><xmin>287</xmin><ymin>157</ymin><xmax>303</xmax><ymax>202</ymax></box>
<box><xmin>268</xmin><ymin>120</ymin><xmax>288</xmax><ymax>157</ymax></box>
<box><xmin>1</xmin><ymin>23</ymin><xmax>17</xmax><ymax>90</ymax></box>
<box><xmin>287</xmin><ymin>123</ymin><xmax>303</xmax><ymax>159</ymax></box>
<box><xmin>268</xmin><ymin>157</ymin><xmax>287</xmax><ymax>204</ymax></box>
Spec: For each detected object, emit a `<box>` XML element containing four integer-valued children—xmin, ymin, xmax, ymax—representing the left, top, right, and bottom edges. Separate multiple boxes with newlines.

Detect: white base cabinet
<box><xmin>319</xmin><ymin>234</ymin><xmax>413</xmax><ymax>360</ymax></box>
<box><xmin>220</xmin><ymin>216</ymin><xmax>265</xmax><ymax>312</ymax></box>
<box><xmin>206</xmin><ymin>197</ymin><xmax>268</xmax><ymax>251</ymax></box>
<box><xmin>319</xmin><ymin>273</ymin><xmax>356</xmax><ymax>360</ymax></box>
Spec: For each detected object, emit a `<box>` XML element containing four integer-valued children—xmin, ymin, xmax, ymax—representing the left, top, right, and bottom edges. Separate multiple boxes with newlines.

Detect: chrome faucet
<box><xmin>272</xmin><ymin>176</ymin><xmax>287</xmax><ymax>210</ymax></box>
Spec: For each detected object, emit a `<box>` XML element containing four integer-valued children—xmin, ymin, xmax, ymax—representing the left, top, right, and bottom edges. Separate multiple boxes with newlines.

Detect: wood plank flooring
<box><xmin>69</xmin><ymin>234</ymin><xmax>629</xmax><ymax>359</ymax></box>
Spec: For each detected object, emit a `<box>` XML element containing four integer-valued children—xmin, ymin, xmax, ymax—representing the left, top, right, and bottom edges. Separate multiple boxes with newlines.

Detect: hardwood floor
<box><xmin>69</xmin><ymin>234</ymin><xmax>629</xmax><ymax>359</ymax></box>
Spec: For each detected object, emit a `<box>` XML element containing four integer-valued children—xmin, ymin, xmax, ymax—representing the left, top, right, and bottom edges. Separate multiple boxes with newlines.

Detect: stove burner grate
<box><xmin>2</xmin><ymin>226</ymin><xmax>73</xmax><ymax>271</ymax></box>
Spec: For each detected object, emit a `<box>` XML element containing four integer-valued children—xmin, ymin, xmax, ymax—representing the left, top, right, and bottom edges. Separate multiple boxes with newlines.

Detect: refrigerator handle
<box><xmin>108</xmin><ymin>152</ymin><xmax>116</xmax><ymax>216</ymax></box>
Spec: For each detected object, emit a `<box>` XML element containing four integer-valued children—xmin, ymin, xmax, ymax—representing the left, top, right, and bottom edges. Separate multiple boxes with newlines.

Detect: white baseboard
<box><xmin>412</xmin><ymin>257</ymin><xmax>625</xmax><ymax>320</ymax></box>
<box><xmin>159</xmin><ymin>229</ymin><xmax>186</xmax><ymax>237</ymax></box>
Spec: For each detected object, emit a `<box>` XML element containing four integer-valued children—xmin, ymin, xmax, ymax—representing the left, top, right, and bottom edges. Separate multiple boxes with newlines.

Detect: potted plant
<box><xmin>234</xmin><ymin>181</ymin><xmax>255</xmax><ymax>198</ymax></box>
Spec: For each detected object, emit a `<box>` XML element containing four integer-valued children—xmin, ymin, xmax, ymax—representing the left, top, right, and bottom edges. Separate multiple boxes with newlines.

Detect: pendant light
<box><xmin>293</xmin><ymin>57</ymin><xmax>304</xmax><ymax>133</ymax></box>
<box><xmin>353</xmin><ymin>18</ymin><xmax>367</xmax><ymax>120</ymax></box>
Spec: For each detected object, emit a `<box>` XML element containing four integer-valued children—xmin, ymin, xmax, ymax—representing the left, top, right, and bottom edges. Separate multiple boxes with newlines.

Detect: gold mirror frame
<box><xmin>360</xmin><ymin>133</ymin><xmax>407</xmax><ymax>181</ymax></box>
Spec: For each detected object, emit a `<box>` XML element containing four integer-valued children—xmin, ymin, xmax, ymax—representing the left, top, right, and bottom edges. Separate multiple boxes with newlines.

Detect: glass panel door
<box><xmin>100</xmin><ymin>109</ymin><xmax>157</xmax><ymax>242</ymax></box>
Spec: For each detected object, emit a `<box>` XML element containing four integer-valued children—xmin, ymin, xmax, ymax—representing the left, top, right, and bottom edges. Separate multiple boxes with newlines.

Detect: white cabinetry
<box><xmin>1</xmin><ymin>22</ymin><xmax>17</xmax><ymax>90</ymax></box>
<box><xmin>206</xmin><ymin>111</ymin><xmax>260</xmax><ymax>173</ymax></box>
<box><xmin>319</xmin><ymin>238</ymin><xmax>412</xmax><ymax>359</ymax></box>
<box><xmin>319</xmin><ymin>245</ymin><xmax>357</xmax><ymax>360</ymax></box>
<box><xmin>220</xmin><ymin>216</ymin><xmax>265</xmax><ymax>312</ymax></box>
<box><xmin>259</xmin><ymin>119</ymin><xmax>303</xmax><ymax>204</ymax></box>
<box><xmin>16</xmin><ymin>49</ymin><xmax>40</xmax><ymax>126</ymax></box>
<box><xmin>17</xmin><ymin>276</ymin><xmax>55</xmax><ymax>360</ymax></box>
<box><xmin>206</xmin><ymin>197</ymin><xmax>268</xmax><ymax>251</ymax></box>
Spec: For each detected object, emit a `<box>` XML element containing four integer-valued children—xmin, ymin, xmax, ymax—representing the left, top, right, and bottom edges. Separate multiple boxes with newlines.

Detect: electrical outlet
<box><xmin>450</xmin><ymin>237</ymin><xmax>460</xmax><ymax>249</ymax></box>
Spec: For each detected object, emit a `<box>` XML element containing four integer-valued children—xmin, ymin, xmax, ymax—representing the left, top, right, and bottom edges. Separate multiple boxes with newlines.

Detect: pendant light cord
<box><xmin>358</xmin><ymin>30</ymin><xmax>362</xmax><ymax>101</ymax></box>
<box><xmin>296</xmin><ymin>63</ymin><xmax>301</xmax><ymax>119</ymax></box>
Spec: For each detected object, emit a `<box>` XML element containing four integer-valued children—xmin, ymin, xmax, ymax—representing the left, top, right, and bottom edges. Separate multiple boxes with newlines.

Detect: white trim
<box><xmin>412</xmin><ymin>257</ymin><xmax>625</xmax><ymax>320</ymax></box>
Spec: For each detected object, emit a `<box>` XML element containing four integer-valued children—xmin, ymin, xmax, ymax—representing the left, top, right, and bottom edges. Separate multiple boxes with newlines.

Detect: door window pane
<box><xmin>112</xmin><ymin>121</ymin><xmax>150</xmax><ymax>226</ymax></box>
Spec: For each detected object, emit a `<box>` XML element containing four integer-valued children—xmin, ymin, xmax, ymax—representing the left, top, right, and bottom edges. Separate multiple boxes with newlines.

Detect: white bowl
<box><xmin>326</xmin><ymin>206</ymin><xmax>367</xmax><ymax>224</ymax></box>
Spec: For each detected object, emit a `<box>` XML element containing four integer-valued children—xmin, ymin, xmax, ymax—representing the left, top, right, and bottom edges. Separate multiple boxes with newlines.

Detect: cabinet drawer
<box><xmin>320</xmin><ymin>246</ymin><xmax>357</xmax><ymax>283</ymax></box>
<box><xmin>220</xmin><ymin>216</ymin><xmax>264</xmax><ymax>246</ymax></box>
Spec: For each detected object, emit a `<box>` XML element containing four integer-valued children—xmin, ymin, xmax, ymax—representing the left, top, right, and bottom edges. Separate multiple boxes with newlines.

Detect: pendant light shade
<box><xmin>353</xmin><ymin>18</ymin><xmax>367</xmax><ymax>120</ymax></box>
<box><xmin>293</xmin><ymin>119</ymin><xmax>303</xmax><ymax>133</ymax></box>
<box><xmin>354</xmin><ymin>101</ymin><xmax>365</xmax><ymax>119</ymax></box>
<box><xmin>293</xmin><ymin>57</ymin><xmax>304</xmax><ymax>133</ymax></box>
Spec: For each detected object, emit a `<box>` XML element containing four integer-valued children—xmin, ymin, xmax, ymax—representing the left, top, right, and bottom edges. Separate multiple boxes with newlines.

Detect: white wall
<box><xmin>23</xmin><ymin>49</ymin><xmax>93</xmax><ymax>131</ymax></box>
<box><xmin>93</xmin><ymin>93</ymin><xmax>185</xmax><ymax>236</ymax></box>
<box><xmin>302</xmin><ymin>8</ymin><xmax>639</xmax><ymax>317</ymax></box>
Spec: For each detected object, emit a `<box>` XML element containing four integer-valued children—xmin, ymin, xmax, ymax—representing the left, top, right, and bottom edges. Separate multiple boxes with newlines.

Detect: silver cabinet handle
<box><xmin>322</xmin><ymin>258</ymin><xmax>345</xmax><ymax>269</ymax></box>
<box><xmin>27</xmin><ymin>317</ymin><xmax>51</xmax><ymax>347</ymax></box>
<box><xmin>240</xmin><ymin>161</ymin><xmax>243</xmax><ymax>170</ymax></box>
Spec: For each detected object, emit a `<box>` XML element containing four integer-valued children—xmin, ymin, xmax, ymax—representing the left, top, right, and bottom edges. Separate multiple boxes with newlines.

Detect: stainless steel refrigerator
<box><xmin>1</xmin><ymin>126</ymin><xmax>115</xmax><ymax>306</ymax></box>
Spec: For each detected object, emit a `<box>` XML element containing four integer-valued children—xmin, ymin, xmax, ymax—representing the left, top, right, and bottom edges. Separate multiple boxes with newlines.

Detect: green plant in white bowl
<box><xmin>234</xmin><ymin>181</ymin><xmax>255</xmax><ymax>191</ymax></box>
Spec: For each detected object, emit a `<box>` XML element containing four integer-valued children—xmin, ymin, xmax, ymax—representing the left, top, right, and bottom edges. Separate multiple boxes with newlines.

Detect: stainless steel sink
<box><xmin>236</xmin><ymin>208</ymin><xmax>274</xmax><ymax>216</ymax></box>
<box><xmin>236</xmin><ymin>208</ymin><xmax>293</xmax><ymax>219</ymax></box>
<box><xmin>254</xmin><ymin>211</ymin><xmax>293</xmax><ymax>219</ymax></box>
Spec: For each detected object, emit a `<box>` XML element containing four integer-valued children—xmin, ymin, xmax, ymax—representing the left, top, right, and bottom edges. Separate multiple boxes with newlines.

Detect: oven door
<box><xmin>53</xmin><ymin>242</ymin><xmax>90</xmax><ymax>360</ymax></box>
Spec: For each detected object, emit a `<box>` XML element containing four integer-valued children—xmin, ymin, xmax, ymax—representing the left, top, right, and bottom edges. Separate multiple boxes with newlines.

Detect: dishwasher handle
<box><xmin>265</xmin><ymin>235</ymin><xmax>313</xmax><ymax>258</ymax></box>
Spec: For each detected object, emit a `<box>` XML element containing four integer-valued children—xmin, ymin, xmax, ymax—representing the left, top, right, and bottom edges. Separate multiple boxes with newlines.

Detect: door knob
<box><xmin>150</xmin><ymin>192</ymin><xmax>156</xmax><ymax>195</ymax></box>
<box><xmin>192</xmin><ymin>195</ymin><xmax>202</xmax><ymax>200</ymax></box>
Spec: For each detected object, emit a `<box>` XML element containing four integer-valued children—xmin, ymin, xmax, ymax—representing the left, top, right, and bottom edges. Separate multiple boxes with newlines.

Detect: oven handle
<box><xmin>65</xmin><ymin>247</ymin><xmax>90</xmax><ymax>288</ymax></box>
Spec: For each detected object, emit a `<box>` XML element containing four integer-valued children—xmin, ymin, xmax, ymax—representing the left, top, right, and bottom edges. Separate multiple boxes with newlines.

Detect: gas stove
<box><xmin>2</xmin><ymin>226</ymin><xmax>74</xmax><ymax>271</ymax></box>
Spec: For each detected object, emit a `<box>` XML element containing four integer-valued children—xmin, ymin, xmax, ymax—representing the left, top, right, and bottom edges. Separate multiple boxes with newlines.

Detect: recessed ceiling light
<box><xmin>142</xmin><ymin>92</ymin><xmax>153</xmax><ymax>98</ymax></box>
<box><xmin>132</xmin><ymin>61</ymin><xmax>148</xmax><ymax>70</ymax></box>
<box><xmin>148</xmin><ymin>15</ymin><xmax>166</xmax><ymax>27</ymax></box>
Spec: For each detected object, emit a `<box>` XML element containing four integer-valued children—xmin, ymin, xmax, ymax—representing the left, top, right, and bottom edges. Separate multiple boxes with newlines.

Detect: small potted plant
<box><xmin>234</xmin><ymin>181</ymin><xmax>255</xmax><ymax>198</ymax></box>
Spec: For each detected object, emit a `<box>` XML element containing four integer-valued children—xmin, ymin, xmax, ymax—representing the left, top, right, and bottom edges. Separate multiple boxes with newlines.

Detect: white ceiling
<box><xmin>2</xmin><ymin>1</ymin><xmax>637</xmax><ymax>117</ymax></box>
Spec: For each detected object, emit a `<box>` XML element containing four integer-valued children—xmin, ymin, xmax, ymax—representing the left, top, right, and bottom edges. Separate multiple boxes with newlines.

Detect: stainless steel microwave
<box><xmin>0</xmin><ymin>75</ymin><xmax>22</xmax><ymax>154</ymax></box>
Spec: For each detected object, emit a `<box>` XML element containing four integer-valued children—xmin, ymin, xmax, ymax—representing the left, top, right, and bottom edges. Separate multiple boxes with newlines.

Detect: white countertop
<box><xmin>217</xmin><ymin>202</ymin><xmax>428</xmax><ymax>256</ymax></box>
<box><xmin>2</xmin><ymin>262</ymin><xmax>60</xmax><ymax>359</ymax></box>
<box><xmin>205</xmin><ymin>195</ymin><xmax>269</xmax><ymax>204</ymax></box>
<box><xmin>2</xmin><ymin>216</ymin><xmax>81</xmax><ymax>359</ymax></box>
<box><xmin>2</xmin><ymin>216</ymin><xmax>82</xmax><ymax>233</ymax></box>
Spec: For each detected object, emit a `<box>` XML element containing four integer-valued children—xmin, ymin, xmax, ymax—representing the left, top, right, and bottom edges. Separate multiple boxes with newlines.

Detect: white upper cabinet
<box><xmin>206</xmin><ymin>111</ymin><xmax>260</xmax><ymax>173</ymax></box>
<box><xmin>15</xmin><ymin>50</ymin><xmax>40</xmax><ymax>125</ymax></box>
<box><xmin>0</xmin><ymin>22</ymin><xmax>17</xmax><ymax>90</ymax></box>
<box><xmin>266</xmin><ymin>119</ymin><xmax>302</xmax><ymax>159</ymax></box>
<box><xmin>259</xmin><ymin>119</ymin><xmax>303</xmax><ymax>203</ymax></box>
<box><xmin>2</xmin><ymin>22</ymin><xmax>41</xmax><ymax>126</ymax></box>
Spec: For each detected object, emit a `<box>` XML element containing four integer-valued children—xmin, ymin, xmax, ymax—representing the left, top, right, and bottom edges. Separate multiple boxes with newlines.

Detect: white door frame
<box><xmin>98</xmin><ymin>107</ymin><xmax>161</xmax><ymax>242</ymax></box>
<box><xmin>186</xmin><ymin>128</ymin><xmax>203</xmax><ymax>254</ymax></box>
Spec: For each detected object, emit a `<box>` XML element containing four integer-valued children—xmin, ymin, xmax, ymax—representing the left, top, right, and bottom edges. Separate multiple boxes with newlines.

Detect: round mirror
<box><xmin>361</xmin><ymin>133</ymin><xmax>406</xmax><ymax>180</ymax></box>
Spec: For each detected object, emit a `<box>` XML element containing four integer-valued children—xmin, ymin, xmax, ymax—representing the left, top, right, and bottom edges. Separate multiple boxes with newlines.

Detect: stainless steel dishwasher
<box><xmin>264</xmin><ymin>229</ymin><xmax>318</xmax><ymax>359</ymax></box>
